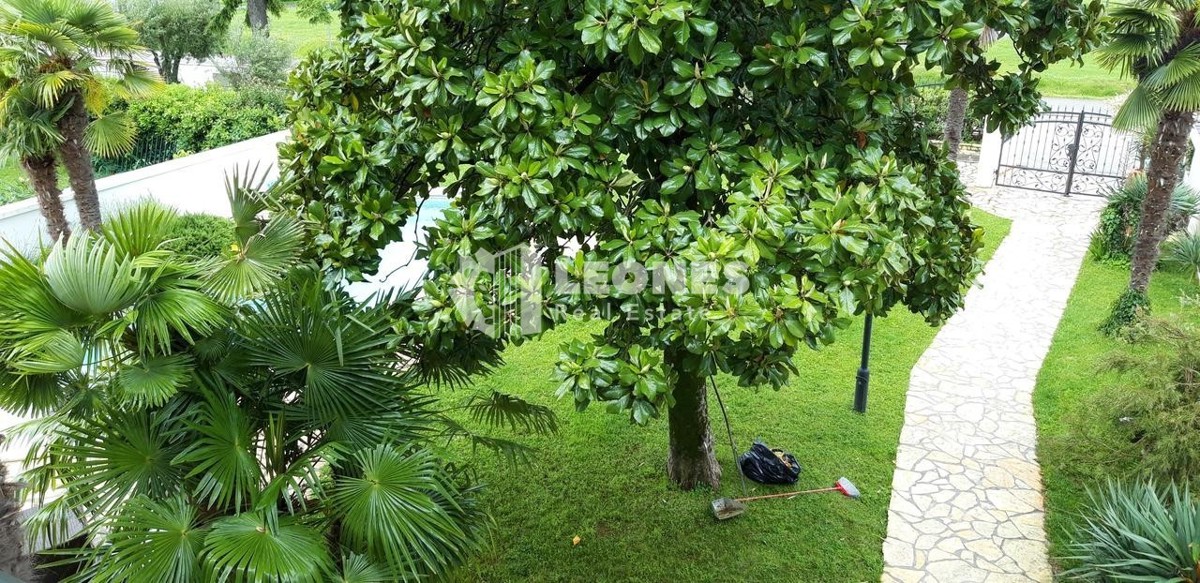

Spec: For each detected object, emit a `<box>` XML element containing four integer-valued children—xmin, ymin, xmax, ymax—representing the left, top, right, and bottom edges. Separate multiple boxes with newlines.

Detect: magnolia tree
<box><xmin>279</xmin><ymin>0</ymin><xmax>1101</xmax><ymax>489</ymax></box>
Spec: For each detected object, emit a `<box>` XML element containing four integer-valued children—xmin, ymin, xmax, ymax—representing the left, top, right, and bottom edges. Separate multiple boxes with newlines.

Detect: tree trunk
<box><xmin>944</xmin><ymin>87</ymin><xmax>969</xmax><ymax>160</ymax></box>
<box><xmin>57</xmin><ymin>92</ymin><xmax>103</xmax><ymax>231</ymax></box>
<box><xmin>247</xmin><ymin>0</ymin><xmax>269</xmax><ymax>34</ymax></box>
<box><xmin>19</xmin><ymin>154</ymin><xmax>71</xmax><ymax>243</ymax></box>
<box><xmin>0</xmin><ymin>454</ymin><xmax>33</xmax><ymax>581</ymax></box>
<box><xmin>1129</xmin><ymin>110</ymin><xmax>1195</xmax><ymax>294</ymax></box>
<box><xmin>665</xmin><ymin>347</ymin><xmax>721</xmax><ymax>491</ymax></box>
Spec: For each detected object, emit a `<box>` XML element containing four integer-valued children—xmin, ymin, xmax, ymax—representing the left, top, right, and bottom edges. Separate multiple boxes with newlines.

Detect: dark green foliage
<box><xmin>1089</xmin><ymin>174</ymin><xmax>1199</xmax><ymax>263</ymax></box>
<box><xmin>279</xmin><ymin>0</ymin><xmax>1102</xmax><ymax>416</ymax></box>
<box><xmin>1100</xmin><ymin>288</ymin><xmax>1151</xmax><ymax>336</ymax></box>
<box><xmin>1063</xmin><ymin>480</ymin><xmax>1200</xmax><ymax>582</ymax></box>
<box><xmin>164</xmin><ymin>213</ymin><xmax>236</xmax><ymax>258</ymax></box>
<box><xmin>1076</xmin><ymin>320</ymin><xmax>1200</xmax><ymax>479</ymax></box>
<box><xmin>119</xmin><ymin>84</ymin><xmax>286</xmax><ymax>157</ymax></box>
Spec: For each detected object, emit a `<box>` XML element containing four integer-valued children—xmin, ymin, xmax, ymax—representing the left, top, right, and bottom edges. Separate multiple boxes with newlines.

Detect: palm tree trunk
<box><xmin>0</xmin><ymin>455</ymin><xmax>33</xmax><ymax>581</ymax></box>
<box><xmin>665</xmin><ymin>347</ymin><xmax>721</xmax><ymax>491</ymax></box>
<box><xmin>19</xmin><ymin>153</ymin><xmax>71</xmax><ymax>242</ymax></box>
<box><xmin>944</xmin><ymin>87</ymin><xmax>969</xmax><ymax>160</ymax></box>
<box><xmin>57</xmin><ymin>92</ymin><xmax>103</xmax><ymax>231</ymax></box>
<box><xmin>1129</xmin><ymin>110</ymin><xmax>1195</xmax><ymax>294</ymax></box>
<box><xmin>247</xmin><ymin>0</ymin><xmax>269</xmax><ymax>34</ymax></box>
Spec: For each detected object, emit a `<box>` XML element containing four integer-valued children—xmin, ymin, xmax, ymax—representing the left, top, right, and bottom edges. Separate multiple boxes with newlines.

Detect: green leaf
<box><xmin>202</xmin><ymin>511</ymin><xmax>331</xmax><ymax>582</ymax></box>
<box><xmin>116</xmin><ymin>353</ymin><xmax>192</xmax><ymax>408</ymax></box>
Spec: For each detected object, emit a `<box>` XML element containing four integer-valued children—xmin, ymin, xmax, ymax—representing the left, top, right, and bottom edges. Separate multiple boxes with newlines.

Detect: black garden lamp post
<box><xmin>854</xmin><ymin>313</ymin><xmax>873</xmax><ymax>414</ymax></box>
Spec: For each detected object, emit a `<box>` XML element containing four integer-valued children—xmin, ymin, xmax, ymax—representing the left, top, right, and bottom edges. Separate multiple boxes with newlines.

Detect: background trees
<box><xmin>122</xmin><ymin>0</ymin><xmax>224</xmax><ymax>84</ymax></box>
<box><xmin>1099</xmin><ymin>0</ymin><xmax>1200</xmax><ymax>331</ymax></box>
<box><xmin>0</xmin><ymin>0</ymin><xmax>159</xmax><ymax>235</ymax></box>
<box><xmin>279</xmin><ymin>0</ymin><xmax>1101</xmax><ymax>490</ymax></box>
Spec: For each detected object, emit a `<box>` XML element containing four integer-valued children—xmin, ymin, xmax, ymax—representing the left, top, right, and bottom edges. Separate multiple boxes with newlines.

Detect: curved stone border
<box><xmin>881</xmin><ymin>187</ymin><xmax>1103</xmax><ymax>582</ymax></box>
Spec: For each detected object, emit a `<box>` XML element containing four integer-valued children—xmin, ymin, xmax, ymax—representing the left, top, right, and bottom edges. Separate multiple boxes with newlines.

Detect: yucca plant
<box><xmin>1099</xmin><ymin>0</ymin><xmax>1200</xmax><ymax>329</ymax></box>
<box><xmin>0</xmin><ymin>0</ymin><xmax>161</xmax><ymax>233</ymax></box>
<box><xmin>1163</xmin><ymin>231</ymin><xmax>1200</xmax><ymax>285</ymax></box>
<box><xmin>1090</xmin><ymin>174</ymin><xmax>1200</xmax><ymax>263</ymax></box>
<box><xmin>1065</xmin><ymin>480</ymin><xmax>1200</xmax><ymax>582</ymax></box>
<box><xmin>0</xmin><ymin>174</ymin><xmax>553</xmax><ymax>581</ymax></box>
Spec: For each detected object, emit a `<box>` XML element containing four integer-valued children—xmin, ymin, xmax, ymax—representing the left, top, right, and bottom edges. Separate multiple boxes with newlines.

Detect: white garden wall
<box><xmin>0</xmin><ymin>130</ymin><xmax>288</xmax><ymax>253</ymax></box>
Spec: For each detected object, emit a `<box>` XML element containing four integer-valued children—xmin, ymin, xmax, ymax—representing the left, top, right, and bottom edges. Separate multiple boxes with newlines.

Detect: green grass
<box><xmin>1034</xmin><ymin>260</ymin><xmax>1200</xmax><ymax>572</ymax></box>
<box><xmin>915</xmin><ymin>38</ymin><xmax>1134</xmax><ymax>100</ymax></box>
<box><xmin>440</xmin><ymin>210</ymin><xmax>1011</xmax><ymax>582</ymax></box>
<box><xmin>0</xmin><ymin>156</ymin><xmax>29</xmax><ymax>204</ymax></box>
<box><xmin>227</xmin><ymin>5</ymin><xmax>337</xmax><ymax>58</ymax></box>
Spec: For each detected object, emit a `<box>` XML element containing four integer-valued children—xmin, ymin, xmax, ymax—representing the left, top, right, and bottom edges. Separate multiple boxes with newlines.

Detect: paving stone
<box><xmin>881</xmin><ymin>184</ymin><xmax>1101</xmax><ymax>583</ymax></box>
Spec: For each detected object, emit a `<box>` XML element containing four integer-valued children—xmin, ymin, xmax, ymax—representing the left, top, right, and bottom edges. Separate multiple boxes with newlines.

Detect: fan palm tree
<box><xmin>1100</xmin><ymin>0</ymin><xmax>1200</xmax><ymax>323</ymax></box>
<box><xmin>0</xmin><ymin>84</ymin><xmax>70</xmax><ymax>241</ymax></box>
<box><xmin>0</xmin><ymin>0</ymin><xmax>159</xmax><ymax>232</ymax></box>
<box><xmin>0</xmin><ymin>173</ymin><xmax>554</xmax><ymax>581</ymax></box>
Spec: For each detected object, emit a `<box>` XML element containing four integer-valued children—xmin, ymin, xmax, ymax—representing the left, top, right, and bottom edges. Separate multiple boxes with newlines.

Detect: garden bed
<box><xmin>1034</xmin><ymin>259</ymin><xmax>1200</xmax><ymax>572</ymax></box>
<box><xmin>438</xmin><ymin>210</ymin><xmax>1012</xmax><ymax>581</ymax></box>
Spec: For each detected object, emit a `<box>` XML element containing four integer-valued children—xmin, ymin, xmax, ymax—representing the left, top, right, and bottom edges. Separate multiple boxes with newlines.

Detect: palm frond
<box><xmin>1143</xmin><ymin>43</ymin><xmax>1200</xmax><ymax>89</ymax></box>
<box><xmin>43</xmin><ymin>234</ymin><xmax>146</xmax><ymax>316</ymax></box>
<box><xmin>1156</xmin><ymin>70</ymin><xmax>1200</xmax><ymax>111</ymax></box>
<box><xmin>203</xmin><ymin>215</ymin><xmax>304</xmax><ymax>302</ymax></box>
<box><xmin>330</xmin><ymin>446</ymin><xmax>483</xmax><ymax>579</ymax></box>
<box><xmin>173</xmin><ymin>389</ymin><xmax>262</xmax><ymax>512</ymax></box>
<box><xmin>201</xmin><ymin>511</ymin><xmax>331</xmax><ymax>583</ymax></box>
<box><xmin>134</xmin><ymin>288</ymin><xmax>230</xmax><ymax>353</ymax></box>
<box><xmin>102</xmin><ymin>200</ymin><xmax>177</xmax><ymax>258</ymax></box>
<box><xmin>332</xmin><ymin>553</ymin><xmax>392</xmax><ymax>583</ymax></box>
<box><xmin>6</xmin><ymin>329</ymin><xmax>85</xmax><ymax>374</ymax></box>
<box><xmin>115</xmin><ymin>353</ymin><xmax>192</xmax><ymax>408</ymax></box>
<box><xmin>1113</xmin><ymin>85</ymin><xmax>1164</xmax><ymax>132</ymax></box>
<box><xmin>48</xmin><ymin>408</ymin><xmax>186</xmax><ymax>517</ymax></box>
<box><xmin>84</xmin><ymin>110</ymin><xmax>137</xmax><ymax>158</ymax></box>
<box><xmin>84</xmin><ymin>495</ymin><xmax>205</xmax><ymax>583</ymax></box>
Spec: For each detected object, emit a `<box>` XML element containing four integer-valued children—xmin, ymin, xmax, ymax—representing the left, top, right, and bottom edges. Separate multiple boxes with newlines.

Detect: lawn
<box><xmin>438</xmin><ymin>209</ymin><xmax>1011</xmax><ymax>582</ymax></box>
<box><xmin>1034</xmin><ymin>260</ymin><xmax>1200</xmax><ymax>572</ymax></box>
<box><xmin>914</xmin><ymin>37</ymin><xmax>1133</xmax><ymax>100</ymax></box>
<box><xmin>227</xmin><ymin>4</ymin><xmax>337</xmax><ymax>58</ymax></box>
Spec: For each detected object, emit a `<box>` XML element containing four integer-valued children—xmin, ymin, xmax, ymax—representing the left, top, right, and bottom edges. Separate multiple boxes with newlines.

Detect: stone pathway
<box><xmin>881</xmin><ymin>187</ymin><xmax>1104</xmax><ymax>583</ymax></box>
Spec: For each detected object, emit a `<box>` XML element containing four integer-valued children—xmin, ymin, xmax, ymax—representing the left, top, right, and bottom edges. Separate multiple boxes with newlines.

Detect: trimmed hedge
<box><xmin>124</xmin><ymin>84</ymin><xmax>287</xmax><ymax>155</ymax></box>
<box><xmin>164</xmin><ymin>213</ymin><xmax>236</xmax><ymax>258</ymax></box>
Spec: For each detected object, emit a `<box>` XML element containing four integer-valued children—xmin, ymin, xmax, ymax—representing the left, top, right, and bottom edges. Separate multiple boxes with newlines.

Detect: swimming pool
<box><xmin>345</xmin><ymin>196</ymin><xmax>451</xmax><ymax>301</ymax></box>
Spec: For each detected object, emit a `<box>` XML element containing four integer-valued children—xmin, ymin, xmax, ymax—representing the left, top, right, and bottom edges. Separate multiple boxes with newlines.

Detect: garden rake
<box><xmin>711</xmin><ymin>477</ymin><xmax>861</xmax><ymax>520</ymax></box>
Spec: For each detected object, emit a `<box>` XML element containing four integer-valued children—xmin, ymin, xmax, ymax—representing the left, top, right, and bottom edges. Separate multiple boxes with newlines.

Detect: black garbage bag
<box><xmin>738</xmin><ymin>441</ymin><xmax>801</xmax><ymax>485</ymax></box>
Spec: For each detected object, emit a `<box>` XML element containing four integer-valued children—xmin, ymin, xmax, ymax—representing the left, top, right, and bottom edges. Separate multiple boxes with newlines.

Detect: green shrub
<box><xmin>215</xmin><ymin>32</ymin><xmax>292</xmax><ymax>89</ymax></box>
<box><xmin>121</xmin><ymin>84</ymin><xmax>287</xmax><ymax>156</ymax></box>
<box><xmin>1162</xmin><ymin>231</ymin><xmax>1200</xmax><ymax>285</ymax></box>
<box><xmin>1064</xmin><ymin>480</ymin><xmax>1200</xmax><ymax>582</ymax></box>
<box><xmin>1090</xmin><ymin>174</ymin><xmax>1200</xmax><ymax>263</ymax></box>
<box><xmin>164</xmin><ymin>213</ymin><xmax>236</xmax><ymax>258</ymax></box>
<box><xmin>1082</xmin><ymin>319</ymin><xmax>1200</xmax><ymax>477</ymax></box>
<box><xmin>1099</xmin><ymin>288</ymin><xmax>1152</xmax><ymax>336</ymax></box>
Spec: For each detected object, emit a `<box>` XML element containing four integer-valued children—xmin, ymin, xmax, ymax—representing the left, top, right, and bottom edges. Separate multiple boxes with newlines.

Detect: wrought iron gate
<box><xmin>995</xmin><ymin>110</ymin><xmax>1139</xmax><ymax>196</ymax></box>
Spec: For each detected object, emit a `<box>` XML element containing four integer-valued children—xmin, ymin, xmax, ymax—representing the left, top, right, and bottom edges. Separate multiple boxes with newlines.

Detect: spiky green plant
<box><xmin>1163</xmin><ymin>231</ymin><xmax>1200</xmax><ymax>285</ymax></box>
<box><xmin>1064</xmin><ymin>480</ymin><xmax>1200</xmax><ymax>582</ymax></box>
<box><xmin>0</xmin><ymin>174</ymin><xmax>554</xmax><ymax>581</ymax></box>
